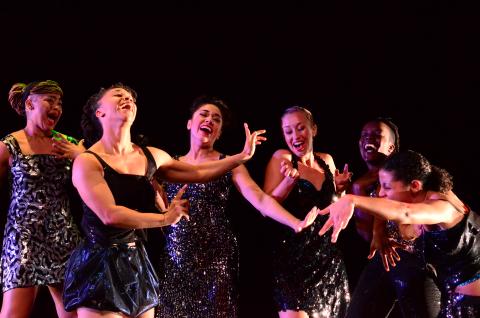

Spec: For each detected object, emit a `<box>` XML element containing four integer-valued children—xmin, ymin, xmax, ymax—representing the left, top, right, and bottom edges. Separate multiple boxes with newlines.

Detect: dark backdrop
<box><xmin>1</xmin><ymin>3</ymin><xmax>479</xmax><ymax>317</ymax></box>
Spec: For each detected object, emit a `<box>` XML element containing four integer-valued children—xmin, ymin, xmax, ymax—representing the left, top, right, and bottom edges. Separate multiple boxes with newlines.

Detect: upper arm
<box><xmin>0</xmin><ymin>142</ymin><xmax>11</xmax><ymax>187</ymax></box>
<box><xmin>263</xmin><ymin>149</ymin><xmax>290</xmax><ymax>194</ymax></box>
<box><xmin>72</xmin><ymin>153</ymin><xmax>117</xmax><ymax>223</ymax></box>
<box><xmin>232</xmin><ymin>164</ymin><xmax>263</xmax><ymax>199</ymax></box>
<box><xmin>402</xmin><ymin>199</ymin><xmax>459</xmax><ymax>225</ymax></box>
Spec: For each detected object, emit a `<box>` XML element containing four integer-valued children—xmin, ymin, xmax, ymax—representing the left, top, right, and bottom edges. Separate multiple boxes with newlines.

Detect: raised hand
<box><xmin>280</xmin><ymin>160</ymin><xmax>300</xmax><ymax>180</ymax></box>
<box><xmin>318</xmin><ymin>196</ymin><xmax>355</xmax><ymax>243</ymax></box>
<box><xmin>334</xmin><ymin>163</ymin><xmax>353</xmax><ymax>194</ymax></box>
<box><xmin>164</xmin><ymin>184</ymin><xmax>190</xmax><ymax>225</ymax></box>
<box><xmin>241</xmin><ymin>123</ymin><xmax>267</xmax><ymax>161</ymax></box>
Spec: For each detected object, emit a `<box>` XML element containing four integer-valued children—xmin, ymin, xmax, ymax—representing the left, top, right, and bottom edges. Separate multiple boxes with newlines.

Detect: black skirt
<box><xmin>63</xmin><ymin>239</ymin><xmax>159</xmax><ymax>317</ymax></box>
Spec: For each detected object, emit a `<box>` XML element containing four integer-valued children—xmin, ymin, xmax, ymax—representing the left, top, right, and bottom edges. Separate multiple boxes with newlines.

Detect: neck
<box><xmin>298</xmin><ymin>152</ymin><xmax>315</xmax><ymax>167</ymax></box>
<box><xmin>185</xmin><ymin>138</ymin><xmax>216</xmax><ymax>162</ymax></box>
<box><xmin>23</xmin><ymin>124</ymin><xmax>51</xmax><ymax>139</ymax></box>
<box><xmin>99</xmin><ymin>124</ymin><xmax>133</xmax><ymax>155</ymax></box>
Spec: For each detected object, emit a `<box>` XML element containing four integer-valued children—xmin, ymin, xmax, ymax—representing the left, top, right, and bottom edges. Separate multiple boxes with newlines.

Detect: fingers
<box><xmin>381</xmin><ymin>253</ymin><xmax>390</xmax><ymax>272</ymax></box>
<box><xmin>173</xmin><ymin>184</ymin><xmax>188</xmax><ymax>200</ymax></box>
<box><xmin>317</xmin><ymin>207</ymin><xmax>330</xmax><ymax>216</ymax></box>
<box><xmin>244</xmin><ymin>123</ymin><xmax>251</xmax><ymax>137</ymax></box>
<box><xmin>367</xmin><ymin>248</ymin><xmax>376</xmax><ymax>260</ymax></box>
<box><xmin>318</xmin><ymin>217</ymin><xmax>333</xmax><ymax>236</ymax></box>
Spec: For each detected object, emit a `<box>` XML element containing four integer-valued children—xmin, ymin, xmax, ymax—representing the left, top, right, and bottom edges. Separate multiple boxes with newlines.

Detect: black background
<box><xmin>0</xmin><ymin>2</ymin><xmax>479</xmax><ymax>317</ymax></box>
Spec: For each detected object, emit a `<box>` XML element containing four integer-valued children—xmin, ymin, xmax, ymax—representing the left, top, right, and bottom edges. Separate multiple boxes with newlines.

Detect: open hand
<box><xmin>241</xmin><ymin>123</ymin><xmax>267</xmax><ymax>161</ymax></box>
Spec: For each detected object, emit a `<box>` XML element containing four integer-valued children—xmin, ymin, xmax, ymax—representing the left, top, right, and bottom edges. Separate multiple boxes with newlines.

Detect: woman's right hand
<box><xmin>164</xmin><ymin>184</ymin><xmax>190</xmax><ymax>225</ymax></box>
<box><xmin>280</xmin><ymin>160</ymin><xmax>299</xmax><ymax>181</ymax></box>
<box><xmin>240</xmin><ymin>123</ymin><xmax>267</xmax><ymax>161</ymax></box>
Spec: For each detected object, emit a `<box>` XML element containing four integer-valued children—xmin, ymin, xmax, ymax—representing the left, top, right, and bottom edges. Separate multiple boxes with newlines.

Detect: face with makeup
<box><xmin>95</xmin><ymin>87</ymin><xmax>137</xmax><ymax>124</ymax></box>
<box><xmin>281</xmin><ymin>110</ymin><xmax>317</xmax><ymax>158</ymax></box>
<box><xmin>187</xmin><ymin>103</ymin><xmax>223</xmax><ymax>146</ymax></box>
<box><xmin>25</xmin><ymin>93</ymin><xmax>63</xmax><ymax>131</ymax></box>
<box><xmin>378</xmin><ymin>169</ymin><xmax>420</xmax><ymax>203</ymax></box>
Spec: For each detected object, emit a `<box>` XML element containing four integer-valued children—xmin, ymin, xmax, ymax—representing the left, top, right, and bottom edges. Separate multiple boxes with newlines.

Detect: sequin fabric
<box><xmin>423</xmin><ymin>211</ymin><xmax>480</xmax><ymax>317</ymax></box>
<box><xmin>155</xmin><ymin>157</ymin><xmax>238</xmax><ymax>318</ymax></box>
<box><xmin>0</xmin><ymin>134</ymin><xmax>81</xmax><ymax>292</ymax></box>
<box><xmin>272</xmin><ymin>154</ymin><xmax>350</xmax><ymax>317</ymax></box>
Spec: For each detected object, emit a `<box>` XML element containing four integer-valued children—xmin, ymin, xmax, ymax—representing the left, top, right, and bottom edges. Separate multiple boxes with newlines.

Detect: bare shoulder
<box><xmin>316</xmin><ymin>152</ymin><xmax>334</xmax><ymax>164</ymax></box>
<box><xmin>272</xmin><ymin>149</ymin><xmax>292</xmax><ymax>160</ymax></box>
<box><xmin>146</xmin><ymin>146</ymin><xmax>172</xmax><ymax>167</ymax></box>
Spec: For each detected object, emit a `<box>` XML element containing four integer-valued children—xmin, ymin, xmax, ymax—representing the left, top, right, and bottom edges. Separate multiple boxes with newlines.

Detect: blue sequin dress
<box><xmin>271</xmin><ymin>154</ymin><xmax>350</xmax><ymax>317</ymax></box>
<box><xmin>155</xmin><ymin>155</ymin><xmax>239</xmax><ymax>318</ymax></box>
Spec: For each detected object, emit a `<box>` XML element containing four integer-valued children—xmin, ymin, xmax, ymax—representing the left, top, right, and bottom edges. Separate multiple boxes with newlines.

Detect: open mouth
<box><xmin>46</xmin><ymin>112</ymin><xmax>59</xmax><ymax>125</ymax></box>
<box><xmin>364</xmin><ymin>143</ymin><xmax>378</xmax><ymax>153</ymax></box>
<box><xmin>292</xmin><ymin>140</ymin><xmax>305</xmax><ymax>151</ymax></box>
<box><xmin>199</xmin><ymin>125</ymin><xmax>213</xmax><ymax>133</ymax></box>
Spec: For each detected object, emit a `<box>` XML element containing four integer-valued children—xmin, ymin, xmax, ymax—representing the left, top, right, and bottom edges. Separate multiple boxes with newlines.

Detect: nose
<box><xmin>123</xmin><ymin>95</ymin><xmax>133</xmax><ymax>102</ymax></box>
<box><xmin>378</xmin><ymin>187</ymin><xmax>386</xmax><ymax>198</ymax></box>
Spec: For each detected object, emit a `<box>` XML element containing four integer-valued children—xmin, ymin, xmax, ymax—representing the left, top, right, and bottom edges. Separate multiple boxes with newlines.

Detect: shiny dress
<box><xmin>63</xmin><ymin>147</ymin><xmax>160</xmax><ymax>317</ymax></box>
<box><xmin>423</xmin><ymin>210</ymin><xmax>480</xmax><ymax>318</ymax></box>
<box><xmin>155</xmin><ymin>155</ymin><xmax>238</xmax><ymax>318</ymax></box>
<box><xmin>0</xmin><ymin>134</ymin><xmax>81</xmax><ymax>292</ymax></box>
<box><xmin>272</xmin><ymin>154</ymin><xmax>350</xmax><ymax>317</ymax></box>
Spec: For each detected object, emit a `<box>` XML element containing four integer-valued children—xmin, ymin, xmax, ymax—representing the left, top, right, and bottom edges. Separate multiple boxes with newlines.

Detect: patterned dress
<box><xmin>272</xmin><ymin>154</ymin><xmax>350</xmax><ymax>317</ymax></box>
<box><xmin>154</xmin><ymin>155</ymin><xmax>239</xmax><ymax>318</ymax></box>
<box><xmin>0</xmin><ymin>134</ymin><xmax>81</xmax><ymax>292</ymax></box>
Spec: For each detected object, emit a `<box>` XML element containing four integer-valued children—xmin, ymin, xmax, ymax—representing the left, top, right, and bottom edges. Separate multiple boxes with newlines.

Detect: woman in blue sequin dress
<box><xmin>263</xmin><ymin>106</ymin><xmax>351</xmax><ymax>318</ymax></box>
<box><xmin>319</xmin><ymin>150</ymin><xmax>480</xmax><ymax>318</ymax></box>
<box><xmin>0</xmin><ymin>80</ymin><xmax>84</xmax><ymax>318</ymax></box>
<box><xmin>154</xmin><ymin>97</ymin><xmax>317</xmax><ymax>318</ymax></box>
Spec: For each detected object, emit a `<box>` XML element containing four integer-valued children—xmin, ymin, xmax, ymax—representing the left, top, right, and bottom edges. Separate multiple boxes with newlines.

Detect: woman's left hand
<box><xmin>318</xmin><ymin>195</ymin><xmax>355</xmax><ymax>242</ymax></box>
<box><xmin>334</xmin><ymin>163</ymin><xmax>353</xmax><ymax>194</ymax></box>
<box><xmin>295</xmin><ymin>206</ymin><xmax>319</xmax><ymax>233</ymax></box>
<box><xmin>241</xmin><ymin>123</ymin><xmax>267</xmax><ymax>161</ymax></box>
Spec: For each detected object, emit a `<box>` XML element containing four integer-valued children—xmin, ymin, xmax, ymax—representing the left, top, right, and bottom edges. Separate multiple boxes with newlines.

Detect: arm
<box><xmin>263</xmin><ymin>149</ymin><xmax>298</xmax><ymax>203</ymax></box>
<box><xmin>0</xmin><ymin>142</ymin><xmax>10</xmax><ymax>193</ymax></box>
<box><xmin>232</xmin><ymin>164</ymin><xmax>315</xmax><ymax>232</ymax></box>
<box><xmin>72</xmin><ymin>153</ymin><xmax>188</xmax><ymax>229</ymax></box>
<box><xmin>319</xmin><ymin>194</ymin><xmax>461</xmax><ymax>242</ymax></box>
<box><xmin>154</xmin><ymin>123</ymin><xmax>266</xmax><ymax>183</ymax></box>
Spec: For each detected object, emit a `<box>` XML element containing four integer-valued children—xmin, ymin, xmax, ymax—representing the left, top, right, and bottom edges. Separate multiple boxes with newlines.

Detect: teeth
<box><xmin>293</xmin><ymin>141</ymin><xmax>303</xmax><ymax>147</ymax></box>
<box><xmin>365</xmin><ymin>144</ymin><xmax>377</xmax><ymax>151</ymax></box>
<box><xmin>200</xmin><ymin>126</ymin><xmax>212</xmax><ymax>133</ymax></box>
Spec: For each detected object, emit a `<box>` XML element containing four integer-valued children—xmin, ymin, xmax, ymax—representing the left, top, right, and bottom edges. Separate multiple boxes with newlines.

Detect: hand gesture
<box><xmin>241</xmin><ymin>123</ymin><xmax>267</xmax><ymax>161</ymax></box>
<box><xmin>318</xmin><ymin>196</ymin><xmax>355</xmax><ymax>243</ymax></box>
<box><xmin>52</xmin><ymin>136</ymin><xmax>86</xmax><ymax>159</ymax></box>
<box><xmin>334</xmin><ymin>163</ymin><xmax>353</xmax><ymax>194</ymax></box>
<box><xmin>164</xmin><ymin>184</ymin><xmax>190</xmax><ymax>225</ymax></box>
<box><xmin>280</xmin><ymin>160</ymin><xmax>300</xmax><ymax>180</ymax></box>
<box><xmin>368</xmin><ymin>234</ymin><xmax>408</xmax><ymax>272</ymax></box>
<box><xmin>295</xmin><ymin>206</ymin><xmax>319</xmax><ymax>233</ymax></box>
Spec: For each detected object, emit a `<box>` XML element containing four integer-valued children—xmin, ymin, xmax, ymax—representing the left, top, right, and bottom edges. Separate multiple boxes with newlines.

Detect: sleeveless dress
<box><xmin>423</xmin><ymin>210</ymin><xmax>480</xmax><ymax>318</ymax></box>
<box><xmin>272</xmin><ymin>154</ymin><xmax>350</xmax><ymax>317</ymax></box>
<box><xmin>63</xmin><ymin>147</ymin><xmax>160</xmax><ymax>317</ymax></box>
<box><xmin>154</xmin><ymin>154</ymin><xmax>239</xmax><ymax>318</ymax></box>
<box><xmin>0</xmin><ymin>134</ymin><xmax>81</xmax><ymax>292</ymax></box>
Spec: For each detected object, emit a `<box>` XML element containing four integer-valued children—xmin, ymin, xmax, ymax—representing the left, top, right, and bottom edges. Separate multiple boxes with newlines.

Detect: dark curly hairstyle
<box><xmin>8</xmin><ymin>80</ymin><xmax>63</xmax><ymax>116</ymax></box>
<box><xmin>189</xmin><ymin>95</ymin><xmax>231</xmax><ymax>129</ymax></box>
<box><xmin>382</xmin><ymin>150</ymin><xmax>453</xmax><ymax>193</ymax></box>
<box><xmin>81</xmin><ymin>83</ymin><xmax>137</xmax><ymax>147</ymax></box>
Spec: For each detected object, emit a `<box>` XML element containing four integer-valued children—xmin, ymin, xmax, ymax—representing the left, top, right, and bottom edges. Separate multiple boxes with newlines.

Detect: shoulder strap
<box><xmin>84</xmin><ymin>150</ymin><xmax>113</xmax><ymax>171</ymax></box>
<box><xmin>1</xmin><ymin>134</ymin><xmax>22</xmax><ymax>160</ymax></box>
<box><xmin>141</xmin><ymin>146</ymin><xmax>158</xmax><ymax>180</ymax></box>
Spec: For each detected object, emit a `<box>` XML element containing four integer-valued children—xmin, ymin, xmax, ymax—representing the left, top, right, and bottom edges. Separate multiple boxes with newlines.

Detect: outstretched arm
<box><xmin>318</xmin><ymin>194</ymin><xmax>460</xmax><ymax>243</ymax></box>
<box><xmin>232</xmin><ymin>164</ymin><xmax>316</xmax><ymax>232</ymax></box>
<box><xmin>154</xmin><ymin>123</ymin><xmax>266</xmax><ymax>183</ymax></box>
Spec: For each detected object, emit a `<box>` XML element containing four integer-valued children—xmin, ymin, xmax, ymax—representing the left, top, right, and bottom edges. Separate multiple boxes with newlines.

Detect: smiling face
<box><xmin>187</xmin><ymin>103</ymin><xmax>223</xmax><ymax>146</ymax></box>
<box><xmin>281</xmin><ymin>111</ymin><xmax>317</xmax><ymax>158</ymax></box>
<box><xmin>359</xmin><ymin>121</ymin><xmax>396</xmax><ymax>166</ymax></box>
<box><xmin>378</xmin><ymin>169</ymin><xmax>416</xmax><ymax>203</ymax></box>
<box><xmin>96</xmin><ymin>87</ymin><xmax>137</xmax><ymax>124</ymax></box>
<box><xmin>25</xmin><ymin>93</ymin><xmax>63</xmax><ymax>131</ymax></box>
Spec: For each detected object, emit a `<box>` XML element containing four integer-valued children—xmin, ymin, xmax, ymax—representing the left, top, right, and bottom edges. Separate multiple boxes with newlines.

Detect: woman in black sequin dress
<box><xmin>62</xmin><ymin>85</ymin><xmax>268</xmax><ymax>318</ymax></box>
<box><xmin>263</xmin><ymin>106</ymin><xmax>351</xmax><ymax>318</ymax></box>
<box><xmin>319</xmin><ymin>150</ymin><xmax>480</xmax><ymax>318</ymax></box>
<box><xmin>0</xmin><ymin>80</ymin><xmax>85</xmax><ymax>318</ymax></box>
<box><xmin>154</xmin><ymin>96</ymin><xmax>317</xmax><ymax>318</ymax></box>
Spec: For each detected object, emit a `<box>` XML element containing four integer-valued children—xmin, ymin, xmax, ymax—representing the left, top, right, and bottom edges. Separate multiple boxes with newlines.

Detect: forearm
<box><xmin>252</xmin><ymin>191</ymin><xmax>301</xmax><ymax>231</ymax></box>
<box><xmin>268</xmin><ymin>176</ymin><xmax>297</xmax><ymax>203</ymax></box>
<box><xmin>99</xmin><ymin>205</ymin><xmax>168</xmax><ymax>229</ymax></box>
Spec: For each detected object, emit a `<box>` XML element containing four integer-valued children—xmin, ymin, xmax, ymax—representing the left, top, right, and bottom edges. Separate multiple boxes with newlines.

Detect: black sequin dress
<box><xmin>423</xmin><ymin>210</ymin><xmax>480</xmax><ymax>318</ymax></box>
<box><xmin>155</xmin><ymin>155</ymin><xmax>239</xmax><ymax>318</ymax></box>
<box><xmin>63</xmin><ymin>148</ymin><xmax>160</xmax><ymax>317</ymax></box>
<box><xmin>0</xmin><ymin>134</ymin><xmax>81</xmax><ymax>292</ymax></box>
<box><xmin>272</xmin><ymin>154</ymin><xmax>350</xmax><ymax>317</ymax></box>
